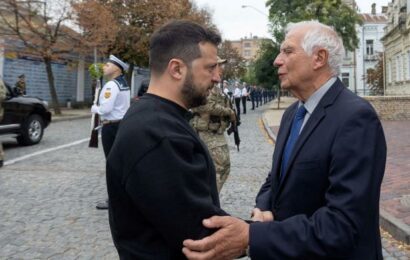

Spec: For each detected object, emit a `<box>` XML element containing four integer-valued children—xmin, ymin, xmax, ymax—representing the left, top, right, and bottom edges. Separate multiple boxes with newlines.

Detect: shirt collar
<box><xmin>299</xmin><ymin>77</ymin><xmax>336</xmax><ymax>114</ymax></box>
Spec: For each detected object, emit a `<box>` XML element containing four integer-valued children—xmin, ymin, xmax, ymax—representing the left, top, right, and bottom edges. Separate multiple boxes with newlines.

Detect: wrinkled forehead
<box><xmin>280</xmin><ymin>30</ymin><xmax>304</xmax><ymax>49</ymax></box>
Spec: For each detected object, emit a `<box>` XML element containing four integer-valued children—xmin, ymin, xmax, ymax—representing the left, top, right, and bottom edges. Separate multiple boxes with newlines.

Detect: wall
<box><xmin>365</xmin><ymin>96</ymin><xmax>410</xmax><ymax>120</ymax></box>
<box><xmin>2</xmin><ymin>57</ymin><xmax>92</xmax><ymax>104</ymax></box>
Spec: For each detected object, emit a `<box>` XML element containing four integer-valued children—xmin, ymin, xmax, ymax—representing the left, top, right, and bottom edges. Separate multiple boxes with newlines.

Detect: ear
<box><xmin>167</xmin><ymin>59</ymin><xmax>186</xmax><ymax>80</ymax></box>
<box><xmin>312</xmin><ymin>48</ymin><xmax>329</xmax><ymax>70</ymax></box>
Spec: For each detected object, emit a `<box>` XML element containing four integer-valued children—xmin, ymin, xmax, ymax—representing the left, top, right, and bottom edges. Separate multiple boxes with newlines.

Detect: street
<box><xmin>0</xmin><ymin>109</ymin><xmax>409</xmax><ymax>259</ymax></box>
<box><xmin>1</xmin><ymin>118</ymin><xmax>116</xmax><ymax>259</ymax></box>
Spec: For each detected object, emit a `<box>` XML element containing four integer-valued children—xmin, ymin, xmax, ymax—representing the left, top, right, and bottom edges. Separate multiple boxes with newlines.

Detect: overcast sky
<box><xmin>194</xmin><ymin>0</ymin><xmax>392</xmax><ymax>40</ymax></box>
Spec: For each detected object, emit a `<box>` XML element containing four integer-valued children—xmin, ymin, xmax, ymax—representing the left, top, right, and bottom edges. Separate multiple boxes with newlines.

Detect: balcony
<box><xmin>364</xmin><ymin>54</ymin><xmax>379</xmax><ymax>61</ymax></box>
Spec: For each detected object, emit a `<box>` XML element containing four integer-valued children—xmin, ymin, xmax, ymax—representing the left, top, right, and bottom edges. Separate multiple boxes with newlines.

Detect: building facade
<box><xmin>382</xmin><ymin>0</ymin><xmax>410</xmax><ymax>95</ymax></box>
<box><xmin>230</xmin><ymin>35</ymin><xmax>266</xmax><ymax>61</ymax></box>
<box><xmin>341</xmin><ymin>4</ymin><xmax>387</xmax><ymax>96</ymax></box>
<box><xmin>0</xmin><ymin>37</ymin><xmax>148</xmax><ymax>105</ymax></box>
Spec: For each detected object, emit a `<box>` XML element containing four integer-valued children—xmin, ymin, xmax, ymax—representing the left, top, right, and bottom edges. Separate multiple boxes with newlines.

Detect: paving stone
<box><xmin>0</xmin><ymin>101</ymin><xmax>408</xmax><ymax>258</ymax></box>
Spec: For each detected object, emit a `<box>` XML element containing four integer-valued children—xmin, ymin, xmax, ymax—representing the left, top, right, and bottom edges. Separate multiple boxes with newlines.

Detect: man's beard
<box><xmin>181</xmin><ymin>71</ymin><xmax>210</xmax><ymax>108</ymax></box>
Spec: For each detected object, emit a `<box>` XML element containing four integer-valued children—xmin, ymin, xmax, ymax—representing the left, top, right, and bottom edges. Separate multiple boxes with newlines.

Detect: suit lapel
<box><xmin>275</xmin><ymin>79</ymin><xmax>345</xmax><ymax>194</ymax></box>
<box><xmin>270</xmin><ymin>102</ymin><xmax>298</xmax><ymax>201</ymax></box>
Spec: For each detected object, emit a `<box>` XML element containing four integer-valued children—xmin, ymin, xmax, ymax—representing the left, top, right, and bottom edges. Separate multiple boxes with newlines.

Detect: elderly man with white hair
<box><xmin>182</xmin><ymin>20</ymin><xmax>387</xmax><ymax>260</ymax></box>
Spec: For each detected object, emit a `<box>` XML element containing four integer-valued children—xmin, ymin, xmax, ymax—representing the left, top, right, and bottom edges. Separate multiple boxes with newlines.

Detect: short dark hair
<box><xmin>149</xmin><ymin>20</ymin><xmax>221</xmax><ymax>74</ymax></box>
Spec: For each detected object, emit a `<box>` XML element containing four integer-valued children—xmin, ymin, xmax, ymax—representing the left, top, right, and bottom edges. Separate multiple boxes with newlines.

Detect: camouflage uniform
<box><xmin>0</xmin><ymin>80</ymin><xmax>6</xmax><ymax>165</ymax></box>
<box><xmin>191</xmin><ymin>85</ymin><xmax>235</xmax><ymax>192</ymax></box>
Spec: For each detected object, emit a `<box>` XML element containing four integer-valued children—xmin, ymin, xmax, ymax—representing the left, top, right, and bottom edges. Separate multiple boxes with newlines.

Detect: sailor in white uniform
<box><xmin>91</xmin><ymin>54</ymin><xmax>130</xmax><ymax>209</ymax></box>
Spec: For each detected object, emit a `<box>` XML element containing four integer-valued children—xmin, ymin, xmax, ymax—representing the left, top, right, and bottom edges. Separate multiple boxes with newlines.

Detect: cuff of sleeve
<box><xmin>249</xmin><ymin>221</ymin><xmax>270</xmax><ymax>259</ymax></box>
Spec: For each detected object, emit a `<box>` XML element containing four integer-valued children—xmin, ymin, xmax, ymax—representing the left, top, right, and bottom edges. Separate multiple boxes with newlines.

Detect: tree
<box><xmin>218</xmin><ymin>40</ymin><xmax>246</xmax><ymax>81</ymax></box>
<box><xmin>74</xmin><ymin>0</ymin><xmax>216</xmax><ymax>85</ymax></box>
<box><xmin>241</xmin><ymin>62</ymin><xmax>257</xmax><ymax>85</ymax></box>
<box><xmin>366</xmin><ymin>53</ymin><xmax>384</xmax><ymax>95</ymax></box>
<box><xmin>250</xmin><ymin>0</ymin><xmax>363</xmax><ymax>106</ymax></box>
<box><xmin>252</xmin><ymin>40</ymin><xmax>279</xmax><ymax>90</ymax></box>
<box><xmin>0</xmin><ymin>0</ymin><xmax>77</xmax><ymax>115</ymax></box>
<box><xmin>266</xmin><ymin>0</ymin><xmax>362</xmax><ymax>52</ymax></box>
<box><xmin>71</xmin><ymin>0</ymin><xmax>118</xmax><ymax>56</ymax></box>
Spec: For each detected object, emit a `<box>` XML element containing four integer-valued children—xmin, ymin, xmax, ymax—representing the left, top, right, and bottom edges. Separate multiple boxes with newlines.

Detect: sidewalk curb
<box><xmin>261</xmin><ymin>107</ymin><xmax>410</xmax><ymax>245</ymax></box>
<box><xmin>380</xmin><ymin>208</ymin><xmax>410</xmax><ymax>245</ymax></box>
<box><xmin>261</xmin><ymin>112</ymin><xmax>276</xmax><ymax>143</ymax></box>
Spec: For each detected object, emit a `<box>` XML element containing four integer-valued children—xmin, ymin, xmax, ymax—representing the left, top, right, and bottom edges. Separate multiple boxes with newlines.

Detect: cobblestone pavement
<box><xmin>0</xmin><ymin>142</ymin><xmax>117</xmax><ymax>259</ymax></box>
<box><xmin>221</xmin><ymin>101</ymin><xmax>410</xmax><ymax>259</ymax></box>
<box><xmin>0</xmin><ymin>103</ymin><xmax>409</xmax><ymax>259</ymax></box>
<box><xmin>380</xmin><ymin>120</ymin><xmax>410</xmax><ymax>227</ymax></box>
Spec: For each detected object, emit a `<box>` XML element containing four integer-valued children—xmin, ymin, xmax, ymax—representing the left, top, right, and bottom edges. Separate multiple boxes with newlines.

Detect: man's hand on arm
<box><xmin>251</xmin><ymin>208</ymin><xmax>274</xmax><ymax>222</ymax></box>
<box><xmin>182</xmin><ymin>216</ymin><xmax>249</xmax><ymax>260</ymax></box>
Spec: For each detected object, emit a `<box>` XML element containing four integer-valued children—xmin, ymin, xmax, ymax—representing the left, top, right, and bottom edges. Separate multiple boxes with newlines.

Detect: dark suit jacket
<box><xmin>250</xmin><ymin>79</ymin><xmax>386</xmax><ymax>259</ymax></box>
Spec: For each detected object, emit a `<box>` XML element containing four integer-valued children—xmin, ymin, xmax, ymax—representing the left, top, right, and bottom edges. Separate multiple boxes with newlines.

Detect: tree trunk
<box><xmin>44</xmin><ymin>57</ymin><xmax>62</xmax><ymax>115</ymax></box>
<box><xmin>277</xmin><ymin>88</ymin><xmax>281</xmax><ymax>110</ymax></box>
<box><xmin>126</xmin><ymin>63</ymin><xmax>135</xmax><ymax>87</ymax></box>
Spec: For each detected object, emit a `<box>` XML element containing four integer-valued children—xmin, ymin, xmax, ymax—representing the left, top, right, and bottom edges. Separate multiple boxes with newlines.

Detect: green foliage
<box><xmin>88</xmin><ymin>63</ymin><xmax>104</xmax><ymax>79</ymax></box>
<box><xmin>241</xmin><ymin>63</ymin><xmax>257</xmax><ymax>84</ymax></box>
<box><xmin>266</xmin><ymin>0</ymin><xmax>362</xmax><ymax>51</ymax></box>
<box><xmin>251</xmin><ymin>40</ymin><xmax>279</xmax><ymax>90</ymax></box>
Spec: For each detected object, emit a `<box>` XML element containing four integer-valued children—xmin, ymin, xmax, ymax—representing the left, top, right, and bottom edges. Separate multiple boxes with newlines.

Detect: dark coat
<box><xmin>250</xmin><ymin>79</ymin><xmax>386</xmax><ymax>259</ymax></box>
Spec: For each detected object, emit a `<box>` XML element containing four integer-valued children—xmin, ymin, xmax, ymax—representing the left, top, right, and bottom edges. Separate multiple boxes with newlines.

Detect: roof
<box><xmin>360</xmin><ymin>13</ymin><xmax>388</xmax><ymax>24</ymax></box>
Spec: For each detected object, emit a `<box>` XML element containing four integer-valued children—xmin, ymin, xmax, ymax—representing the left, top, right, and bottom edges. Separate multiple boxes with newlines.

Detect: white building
<box><xmin>381</xmin><ymin>0</ymin><xmax>410</xmax><ymax>95</ymax></box>
<box><xmin>341</xmin><ymin>4</ymin><xmax>387</xmax><ymax>96</ymax></box>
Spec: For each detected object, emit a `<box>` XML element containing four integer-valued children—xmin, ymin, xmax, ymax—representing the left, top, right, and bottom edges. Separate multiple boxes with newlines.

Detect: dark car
<box><xmin>0</xmin><ymin>82</ymin><xmax>51</xmax><ymax>145</ymax></box>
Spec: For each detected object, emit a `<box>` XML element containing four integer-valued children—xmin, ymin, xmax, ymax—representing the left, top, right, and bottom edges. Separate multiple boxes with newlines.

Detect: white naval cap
<box><xmin>108</xmin><ymin>55</ymin><xmax>129</xmax><ymax>72</ymax></box>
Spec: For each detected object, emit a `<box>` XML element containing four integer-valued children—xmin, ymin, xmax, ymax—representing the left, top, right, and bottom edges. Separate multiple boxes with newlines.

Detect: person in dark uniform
<box><xmin>106</xmin><ymin>20</ymin><xmax>227</xmax><ymax>259</ymax></box>
<box><xmin>258</xmin><ymin>88</ymin><xmax>263</xmax><ymax>106</ymax></box>
<box><xmin>15</xmin><ymin>74</ymin><xmax>26</xmax><ymax>95</ymax></box>
<box><xmin>263</xmin><ymin>88</ymin><xmax>268</xmax><ymax>104</ymax></box>
<box><xmin>250</xmin><ymin>85</ymin><xmax>256</xmax><ymax>110</ymax></box>
<box><xmin>91</xmin><ymin>54</ymin><xmax>130</xmax><ymax>210</ymax></box>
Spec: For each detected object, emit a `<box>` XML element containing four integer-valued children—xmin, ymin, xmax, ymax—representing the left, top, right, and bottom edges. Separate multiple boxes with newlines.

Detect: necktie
<box><xmin>280</xmin><ymin>105</ymin><xmax>307</xmax><ymax>180</ymax></box>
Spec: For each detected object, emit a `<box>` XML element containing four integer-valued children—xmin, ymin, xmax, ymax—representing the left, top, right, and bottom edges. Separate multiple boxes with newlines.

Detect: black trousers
<box><xmin>102</xmin><ymin>122</ymin><xmax>120</xmax><ymax>158</ymax></box>
<box><xmin>234</xmin><ymin>97</ymin><xmax>241</xmax><ymax>121</ymax></box>
<box><xmin>251</xmin><ymin>96</ymin><xmax>255</xmax><ymax>109</ymax></box>
<box><xmin>241</xmin><ymin>96</ymin><xmax>247</xmax><ymax>114</ymax></box>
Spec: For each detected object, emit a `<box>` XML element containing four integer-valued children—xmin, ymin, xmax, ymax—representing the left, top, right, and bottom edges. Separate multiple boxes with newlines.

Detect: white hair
<box><xmin>285</xmin><ymin>21</ymin><xmax>345</xmax><ymax>76</ymax></box>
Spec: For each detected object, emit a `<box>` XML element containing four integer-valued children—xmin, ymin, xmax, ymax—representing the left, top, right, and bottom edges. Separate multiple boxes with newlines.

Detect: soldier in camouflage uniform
<box><xmin>0</xmin><ymin>79</ymin><xmax>7</xmax><ymax>167</ymax></box>
<box><xmin>190</xmin><ymin>57</ymin><xmax>236</xmax><ymax>192</ymax></box>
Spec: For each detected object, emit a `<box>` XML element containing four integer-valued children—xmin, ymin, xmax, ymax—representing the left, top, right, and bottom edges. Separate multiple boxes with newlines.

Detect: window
<box><xmin>366</xmin><ymin>40</ymin><xmax>374</xmax><ymax>55</ymax></box>
<box><xmin>244</xmin><ymin>42</ymin><xmax>251</xmax><ymax>48</ymax></box>
<box><xmin>244</xmin><ymin>50</ymin><xmax>251</xmax><ymax>57</ymax></box>
<box><xmin>408</xmin><ymin>51</ymin><xmax>410</xmax><ymax>80</ymax></box>
<box><xmin>341</xmin><ymin>73</ymin><xmax>350</xmax><ymax>88</ymax></box>
<box><xmin>396</xmin><ymin>55</ymin><xmax>402</xmax><ymax>81</ymax></box>
<box><xmin>403</xmin><ymin>54</ymin><xmax>407</xmax><ymax>80</ymax></box>
<box><xmin>387</xmin><ymin>61</ymin><xmax>391</xmax><ymax>83</ymax></box>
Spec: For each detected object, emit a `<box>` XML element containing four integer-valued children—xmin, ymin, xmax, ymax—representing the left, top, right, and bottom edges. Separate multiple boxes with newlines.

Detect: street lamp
<box><xmin>241</xmin><ymin>5</ymin><xmax>269</xmax><ymax>18</ymax></box>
